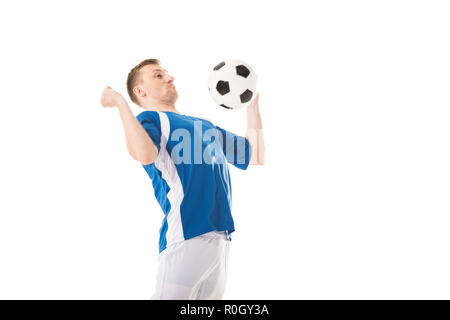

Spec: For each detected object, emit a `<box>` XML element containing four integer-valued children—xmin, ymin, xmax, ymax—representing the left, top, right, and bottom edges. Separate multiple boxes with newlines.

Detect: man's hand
<box><xmin>100</xmin><ymin>86</ymin><xmax>126</xmax><ymax>108</ymax></box>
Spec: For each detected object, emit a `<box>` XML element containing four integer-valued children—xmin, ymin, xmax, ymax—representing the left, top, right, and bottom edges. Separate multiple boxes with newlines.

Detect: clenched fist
<box><xmin>100</xmin><ymin>86</ymin><xmax>126</xmax><ymax>108</ymax></box>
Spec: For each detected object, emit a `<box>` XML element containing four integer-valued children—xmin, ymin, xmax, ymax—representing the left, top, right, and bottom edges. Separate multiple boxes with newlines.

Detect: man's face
<box><xmin>136</xmin><ymin>64</ymin><xmax>178</xmax><ymax>105</ymax></box>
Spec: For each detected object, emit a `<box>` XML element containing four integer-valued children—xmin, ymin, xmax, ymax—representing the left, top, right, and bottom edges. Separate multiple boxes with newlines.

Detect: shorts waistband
<box><xmin>197</xmin><ymin>230</ymin><xmax>232</xmax><ymax>241</ymax></box>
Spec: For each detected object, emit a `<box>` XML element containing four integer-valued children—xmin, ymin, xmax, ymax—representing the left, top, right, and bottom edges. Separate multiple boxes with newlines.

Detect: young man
<box><xmin>100</xmin><ymin>58</ymin><xmax>265</xmax><ymax>299</ymax></box>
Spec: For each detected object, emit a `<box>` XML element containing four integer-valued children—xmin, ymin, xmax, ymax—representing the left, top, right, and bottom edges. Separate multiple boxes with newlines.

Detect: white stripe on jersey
<box><xmin>155</xmin><ymin>112</ymin><xmax>185</xmax><ymax>245</ymax></box>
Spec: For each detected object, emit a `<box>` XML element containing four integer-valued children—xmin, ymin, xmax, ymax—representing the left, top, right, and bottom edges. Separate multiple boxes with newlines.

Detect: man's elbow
<box><xmin>258</xmin><ymin>145</ymin><xmax>266</xmax><ymax>165</ymax></box>
<box><xmin>250</xmin><ymin>156</ymin><xmax>265</xmax><ymax>166</ymax></box>
<box><xmin>247</xmin><ymin>138</ymin><xmax>265</xmax><ymax>166</ymax></box>
<box><xmin>138</xmin><ymin>153</ymin><xmax>158</xmax><ymax>166</ymax></box>
<box><xmin>249</xmin><ymin>150</ymin><xmax>265</xmax><ymax>165</ymax></box>
<box><xmin>133</xmin><ymin>146</ymin><xmax>159</xmax><ymax>166</ymax></box>
<box><xmin>256</xmin><ymin>157</ymin><xmax>265</xmax><ymax>166</ymax></box>
<box><xmin>139</xmin><ymin>156</ymin><xmax>155</xmax><ymax>166</ymax></box>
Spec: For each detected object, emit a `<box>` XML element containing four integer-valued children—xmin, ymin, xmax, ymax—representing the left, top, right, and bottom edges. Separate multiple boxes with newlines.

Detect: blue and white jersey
<box><xmin>136</xmin><ymin>111</ymin><xmax>252</xmax><ymax>253</ymax></box>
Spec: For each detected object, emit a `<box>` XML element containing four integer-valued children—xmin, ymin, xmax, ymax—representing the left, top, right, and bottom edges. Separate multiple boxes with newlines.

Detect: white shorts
<box><xmin>150</xmin><ymin>231</ymin><xmax>231</xmax><ymax>300</ymax></box>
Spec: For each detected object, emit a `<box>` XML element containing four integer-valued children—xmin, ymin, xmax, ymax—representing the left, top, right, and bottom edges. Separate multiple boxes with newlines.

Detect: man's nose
<box><xmin>166</xmin><ymin>74</ymin><xmax>174</xmax><ymax>84</ymax></box>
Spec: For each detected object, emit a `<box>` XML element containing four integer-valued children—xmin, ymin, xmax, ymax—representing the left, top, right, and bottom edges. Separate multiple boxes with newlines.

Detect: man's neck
<box><xmin>142</xmin><ymin>104</ymin><xmax>181</xmax><ymax>114</ymax></box>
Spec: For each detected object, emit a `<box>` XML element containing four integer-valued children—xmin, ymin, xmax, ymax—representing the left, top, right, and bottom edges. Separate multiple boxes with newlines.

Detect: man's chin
<box><xmin>170</xmin><ymin>91</ymin><xmax>179</xmax><ymax>102</ymax></box>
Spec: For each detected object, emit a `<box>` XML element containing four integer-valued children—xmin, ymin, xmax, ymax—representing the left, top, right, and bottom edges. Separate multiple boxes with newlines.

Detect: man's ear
<box><xmin>133</xmin><ymin>86</ymin><xmax>146</xmax><ymax>99</ymax></box>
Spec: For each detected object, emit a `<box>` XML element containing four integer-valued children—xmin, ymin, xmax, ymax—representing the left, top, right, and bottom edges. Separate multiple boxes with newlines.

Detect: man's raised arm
<box><xmin>100</xmin><ymin>86</ymin><xmax>158</xmax><ymax>165</ymax></box>
<box><xmin>245</xmin><ymin>93</ymin><xmax>265</xmax><ymax>165</ymax></box>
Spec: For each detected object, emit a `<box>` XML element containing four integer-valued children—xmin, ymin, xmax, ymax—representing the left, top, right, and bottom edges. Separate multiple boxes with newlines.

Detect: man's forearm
<box><xmin>117</xmin><ymin>100</ymin><xmax>158</xmax><ymax>164</ymax></box>
<box><xmin>246</xmin><ymin>99</ymin><xmax>265</xmax><ymax>165</ymax></box>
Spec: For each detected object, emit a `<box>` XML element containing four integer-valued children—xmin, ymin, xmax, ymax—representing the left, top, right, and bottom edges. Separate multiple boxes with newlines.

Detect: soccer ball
<box><xmin>208</xmin><ymin>59</ymin><xmax>258</xmax><ymax>110</ymax></box>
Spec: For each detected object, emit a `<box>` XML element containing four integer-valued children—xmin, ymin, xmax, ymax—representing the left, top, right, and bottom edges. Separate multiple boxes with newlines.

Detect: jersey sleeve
<box><xmin>215</xmin><ymin>125</ymin><xmax>252</xmax><ymax>170</ymax></box>
<box><xmin>136</xmin><ymin>111</ymin><xmax>162</xmax><ymax>153</ymax></box>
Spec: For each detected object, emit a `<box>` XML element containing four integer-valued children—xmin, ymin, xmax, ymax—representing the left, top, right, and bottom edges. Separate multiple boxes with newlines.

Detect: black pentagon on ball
<box><xmin>236</xmin><ymin>65</ymin><xmax>250</xmax><ymax>78</ymax></box>
<box><xmin>220</xmin><ymin>104</ymin><xmax>232</xmax><ymax>109</ymax></box>
<box><xmin>240</xmin><ymin>89</ymin><xmax>253</xmax><ymax>103</ymax></box>
<box><xmin>213</xmin><ymin>61</ymin><xmax>226</xmax><ymax>71</ymax></box>
<box><xmin>216</xmin><ymin>80</ymin><xmax>230</xmax><ymax>95</ymax></box>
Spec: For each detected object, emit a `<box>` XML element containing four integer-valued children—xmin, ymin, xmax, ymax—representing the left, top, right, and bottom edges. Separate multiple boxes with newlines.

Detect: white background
<box><xmin>0</xmin><ymin>0</ymin><xmax>449</xmax><ymax>299</ymax></box>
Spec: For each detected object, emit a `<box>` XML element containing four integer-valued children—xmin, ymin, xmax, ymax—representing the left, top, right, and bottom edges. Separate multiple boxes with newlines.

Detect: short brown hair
<box><xmin>126</xmin><ymin>58</ymin><xmax>160</xmax><ymax>105</ymax></box>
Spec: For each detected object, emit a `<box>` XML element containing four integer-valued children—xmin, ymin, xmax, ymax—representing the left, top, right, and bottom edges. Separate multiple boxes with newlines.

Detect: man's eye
<box><xmin>156</xmin><ymin>74</ymin><xmax>162</xmax><ymax>78</ymax></box>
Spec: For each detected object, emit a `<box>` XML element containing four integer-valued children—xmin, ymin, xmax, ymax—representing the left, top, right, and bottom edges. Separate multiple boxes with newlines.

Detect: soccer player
<box><xmin>100</xmin><ymin>58</ymin><xmax>265</xmax><ymax>299</ymax></box>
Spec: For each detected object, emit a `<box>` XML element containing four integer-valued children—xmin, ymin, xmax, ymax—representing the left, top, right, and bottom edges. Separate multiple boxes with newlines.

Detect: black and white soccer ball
<box><xmin>208</xmin><ymin>59</ymin><xmax>258</xmax><ymax>110</ymax></box>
